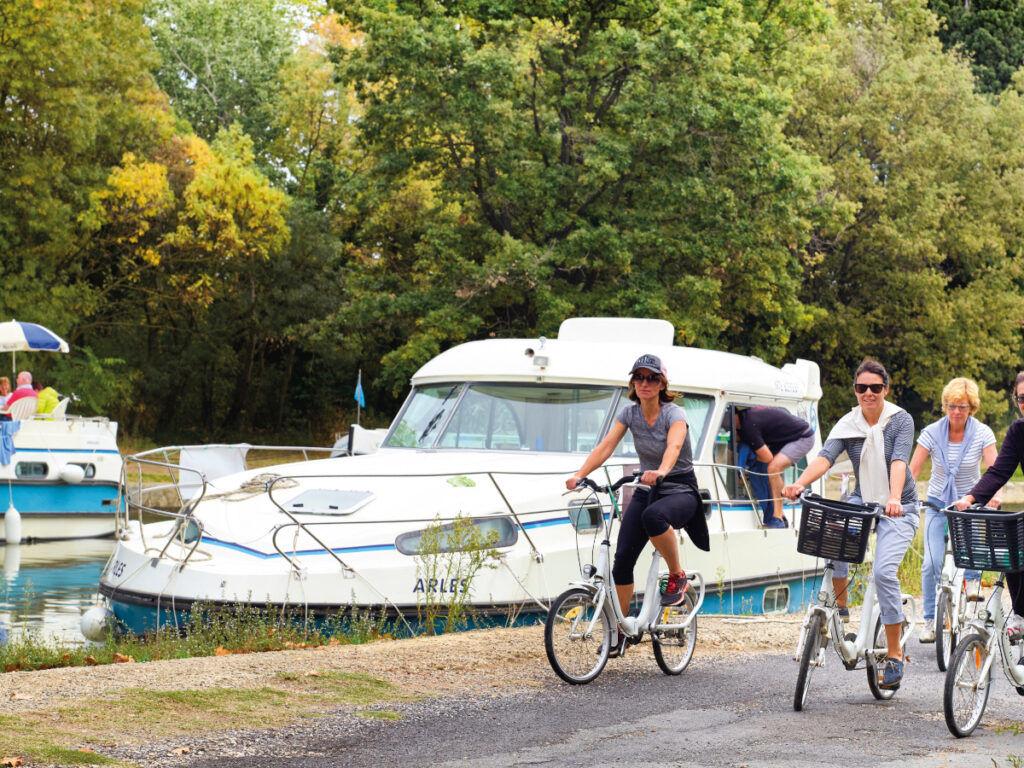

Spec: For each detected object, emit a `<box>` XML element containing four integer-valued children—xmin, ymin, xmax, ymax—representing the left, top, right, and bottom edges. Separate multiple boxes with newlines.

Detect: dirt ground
<box><xmin>0</xmin><ymin>613</ymin><xmax>810</xmax><ymax>717</ymax></box>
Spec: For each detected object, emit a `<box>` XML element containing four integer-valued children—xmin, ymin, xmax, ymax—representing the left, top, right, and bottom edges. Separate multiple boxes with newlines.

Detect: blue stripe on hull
<box><xmin>106</xmin><ymin>574</ymin><xmax>824</xmax><ymax>636</ymax></box>
<box><xmin>1</xmin><ymin>483</ymin><xmax>119</xmax><ymax>515</ymax></box>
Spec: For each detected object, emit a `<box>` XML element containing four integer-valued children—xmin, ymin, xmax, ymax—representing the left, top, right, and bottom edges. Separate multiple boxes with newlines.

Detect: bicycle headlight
<box><xmin>582</xmin><ymin>564</ymin><xmax>596</xmax><ymax>578</ymax></box>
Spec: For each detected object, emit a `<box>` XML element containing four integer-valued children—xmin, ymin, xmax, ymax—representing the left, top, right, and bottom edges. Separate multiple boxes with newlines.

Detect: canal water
<box><xmin>0</xmin><ymin>539</ymin><xmax>113</xmax><ymax>643</ymax></box>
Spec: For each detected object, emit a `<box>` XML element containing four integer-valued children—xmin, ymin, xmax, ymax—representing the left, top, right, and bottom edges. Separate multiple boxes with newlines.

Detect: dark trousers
<box><xmin>611</xmin><ymin>488</ymin><xmax>701</xmax><ymax>586</ymax></box>
<box><xmin>1008</xmin><ymin>572</ymin><xmax>1024</xmax><ymax>617</ymax></box>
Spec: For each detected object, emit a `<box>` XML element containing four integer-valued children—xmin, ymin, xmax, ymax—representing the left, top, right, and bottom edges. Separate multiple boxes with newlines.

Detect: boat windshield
<box><xmin>385</xmin><ymin>383</ymin><xmax>618</xmax><ymax>452</ymax></box>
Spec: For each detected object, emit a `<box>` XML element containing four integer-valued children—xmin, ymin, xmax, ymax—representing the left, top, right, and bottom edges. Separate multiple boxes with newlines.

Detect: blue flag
<box><xmin>354</xmin><ymin>370</ymin><xmax>366</xmax><ymax>408</ymax></box>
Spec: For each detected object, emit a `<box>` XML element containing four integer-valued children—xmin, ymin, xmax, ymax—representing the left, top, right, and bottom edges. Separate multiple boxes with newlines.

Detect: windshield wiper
<box><xmin>418</xmin><ymin>384</ymin><xmax>460</xmax><ymax>443</ymax></box>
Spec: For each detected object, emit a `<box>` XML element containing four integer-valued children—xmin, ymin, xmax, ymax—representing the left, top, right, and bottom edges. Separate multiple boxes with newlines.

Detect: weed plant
<box><xmin>0</xmin><ymin>602</ymin><xmax>401</xmax><ymax>673</ymax></box>
<box><xmin>413</xmin><ymin>515</ymin><xmax>500</xmax><ymax>634</ymax></box>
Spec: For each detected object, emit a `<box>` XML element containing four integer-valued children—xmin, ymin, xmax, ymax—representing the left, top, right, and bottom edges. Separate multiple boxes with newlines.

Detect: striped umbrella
<box><xmin>0</xmin><ymin>321</ymin><xmax>69</xmax><ymax>373</ymax></box>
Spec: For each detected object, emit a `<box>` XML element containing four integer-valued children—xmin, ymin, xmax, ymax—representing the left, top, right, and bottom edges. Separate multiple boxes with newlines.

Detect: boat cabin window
<box><xmin>395</xmin><ymin>516</ymin><xmax>518</xmax><ymax>555</ymax></box>
<box><xmin>613</xmin><ymin>394</ymin><xmax>714</xmax><ymax>459</ymax></box>
<box><xmin>387</xmin><ymin>384</ymin><xmax>464</xmax><ymax>449</ymax></box>
<box><xmin>15</xmin><ymin>462</ymin><xmax>48</xmax><ymax>479</ymax></box>
<box><xmin>386</xmin><ymin>383</ymin><xmax>619</xmax><ymax>453</ymax></box>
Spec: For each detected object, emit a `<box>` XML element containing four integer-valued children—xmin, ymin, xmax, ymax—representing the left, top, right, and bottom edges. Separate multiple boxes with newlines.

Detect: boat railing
<box><xmin>119</xmin><ymin>451</ymin><xmax>802</xmax><ymax>574</ymax></box>
<box><xmin>119</xmin><ymin>444</ymin><xmax>341</xmax><ymax>565</ymax></box>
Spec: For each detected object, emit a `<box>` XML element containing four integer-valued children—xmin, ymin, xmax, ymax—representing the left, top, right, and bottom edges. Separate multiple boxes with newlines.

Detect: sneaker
<box><xmin>765</xmin><ymin>516</ymin><xmax>787</xmax><ymax>529</ymax></box>
<box><xmin>879</xmin><ymin>657</ymin><xmax>904</xmax><ymax>690</ymax></box>
<box><xmin>1007</xmin><ymin>614</ymin><xmax>1024</xmax><ymax>644</ymax></box>
<box><xmin>661</xmin><ymin>571</ymin><xmax>690</xmax><ymax>606</ymax></box>
<box><xmin>919</xmin><ymin>619</ymin><xmax>935</xmax><ymax>644</ymax></box>
<box><xmin>838</xmin><ymin>606</ymin><xmax>850</xmax><ymax>624</ymax></box>
<box><xmin>965</xmin><ymin>579</ymin><xmax>983</xmax><ymax>602</ymax></box>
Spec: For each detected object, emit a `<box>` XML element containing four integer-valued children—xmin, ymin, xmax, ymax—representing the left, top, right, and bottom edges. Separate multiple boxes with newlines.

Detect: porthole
<box><xmin>763</xmin><ymin>585</ymin><xmax>790</xmax><ymax>614</ymax></box>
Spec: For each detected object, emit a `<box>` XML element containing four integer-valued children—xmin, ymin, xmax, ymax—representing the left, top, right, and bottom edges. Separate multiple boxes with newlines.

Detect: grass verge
<box><xmin>0</xmin><ymin>671</ymin><xmax>407</xmax><ymax>765</ymax></box>
<box><xmin>0</xmin><ymin>603</ymin><xmax>399</xmax><ymax>674</ymax></box>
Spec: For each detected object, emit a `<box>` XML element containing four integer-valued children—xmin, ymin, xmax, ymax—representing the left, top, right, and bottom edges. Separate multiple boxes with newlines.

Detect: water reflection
<box><xmin>0</xmin><ymin>539</ymin><xmax>114</xmax><ymax>643</ymax></box>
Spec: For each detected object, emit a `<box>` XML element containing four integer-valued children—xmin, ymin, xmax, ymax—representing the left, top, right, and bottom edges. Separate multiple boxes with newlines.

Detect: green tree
<box><xmin>928</xmin><ymin>0</ymin><xmax>1024</xmax><ymax>94</ymax></box>
<box><xmin>0</xmin><ymin>0</ymin><xmax>172</xmax><ymax>411</ymax></box>
<box><xmin>147</xmin><ymin>0</ymin><xmax>298</xmax><ymax>153</ymax></box>
<box><xmin>787</xmin><ymin>0</ymin><xmax>1024</xmax><ymax>424</ymax></box>
<box><xmin>328</xmin><ymin>0</ymin><xmax>830</xmax><ymax>396</ymax></box>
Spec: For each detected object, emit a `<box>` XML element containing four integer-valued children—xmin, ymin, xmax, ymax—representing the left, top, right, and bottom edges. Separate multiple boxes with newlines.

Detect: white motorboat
<box><xmin>0</xmin><ymin>412</ymin><xmax>122</xmax><ymax>542</ymax></box>
<box><xmin>95</xmin><ymin>317</ymin><xmax>827</xmax><ymax>635</ymax></box>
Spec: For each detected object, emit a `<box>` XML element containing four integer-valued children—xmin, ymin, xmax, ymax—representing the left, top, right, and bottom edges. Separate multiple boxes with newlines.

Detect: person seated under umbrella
<box><xmin>5</xmin><ymin>372</ymin><xmax>38</xmax><ymax>410</ymax></box>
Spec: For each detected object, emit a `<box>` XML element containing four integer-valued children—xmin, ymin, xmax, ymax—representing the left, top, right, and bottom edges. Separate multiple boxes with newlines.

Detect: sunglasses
<box><xmin>1014</xmin><ymin>394</ymin><xmax>1024</xmax><ymax>405</ymax></box>
<box><xmin>945</xmin><ymin>403</ymin><xmax>970</xmax><ymax>412</ymax></box>
<box><xmin>854</xmin><ymin>383</ymin><xmax>885</xmax><ymax>394</ymax></box>
<box><xmin>631</xmin><ymin>373</ymin><xmax>662</xmax><ymax>384</ymax></box>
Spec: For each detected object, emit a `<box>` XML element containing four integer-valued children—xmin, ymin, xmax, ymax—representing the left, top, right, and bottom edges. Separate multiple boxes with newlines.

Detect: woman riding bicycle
<box><xmin>909</xmin><ymin>377</ymin><xmax>999</xmax><ymax>643</ymax></box>
<box><xmin>565</xmin><ymin>353</ymin><xmax>709</xmax><ymax>618</ymax></box>
<box><xmin>782</xmin><ymin>358</ymin><xmax>918</xmax><ymax>691</ymax></box>
<box><xmin>955</xmin><ymin>370</ymin><xmax>1024</xmax><ymax>640</ymax></box>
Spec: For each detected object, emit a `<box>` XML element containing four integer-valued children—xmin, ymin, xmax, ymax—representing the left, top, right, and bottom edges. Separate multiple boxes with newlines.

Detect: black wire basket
<box><xmin>796</xmin><ymin>493</ymin><xmax>878</xmax><ymax>564</ymax></box>
<box><xmin>946</xmin><ymin>507</ymin><xmax>1024</xmax><ymax>574</ymax></box>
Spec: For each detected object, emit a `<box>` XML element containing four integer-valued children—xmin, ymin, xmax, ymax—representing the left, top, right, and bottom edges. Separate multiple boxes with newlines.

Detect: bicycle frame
<box><xmin>797</xmin><ymin>562</ymin><xmax>915</xmax><ymax>665</ymax></box>
<box><xmin>568</xmin><ymin>477</ymin><xmax>706</xmax><ymax>643</ymax></box>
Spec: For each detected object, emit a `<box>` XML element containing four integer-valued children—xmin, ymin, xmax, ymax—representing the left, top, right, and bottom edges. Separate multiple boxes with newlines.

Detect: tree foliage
<box><xmin>147</xmin><ymin>0</ymin><xmax>298</xmax><ymax>153</ymax></box>
<box><xmin>329</xmin><ymin>0</ymin><xmax>831</xmax><ymax>394</ymax></box>
<box><xmin>928</xmin><ymin>0</ymin><xmax>1024</xmax><ymax>94</ymax></box>
<box><xmin>8</xmin><ymin>0</ymin><xmax>1024</xmax><ymax>441</ymax></box>
<box><xmin>788</xmin><ymin>0</ymin><xmax>1024</xmax><ymax>423</ymax></box>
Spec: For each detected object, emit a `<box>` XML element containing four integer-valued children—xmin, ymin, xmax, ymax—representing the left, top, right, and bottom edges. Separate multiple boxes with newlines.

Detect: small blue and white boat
<box><xmin>95</xmin><ymin>318</ymin><xmax>827</xmax><ymax>635</ymax></box>
<box><xmin>0</xmin><ymin>321</ymin><xmax>122</xmax><ymax>543</ymax></box>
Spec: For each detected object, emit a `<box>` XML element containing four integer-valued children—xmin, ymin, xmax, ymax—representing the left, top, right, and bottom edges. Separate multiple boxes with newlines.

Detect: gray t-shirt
<box><xmin>616</xmin><ymin>401</ymin><xmax>694</xmax><ymax>478</ymax></box>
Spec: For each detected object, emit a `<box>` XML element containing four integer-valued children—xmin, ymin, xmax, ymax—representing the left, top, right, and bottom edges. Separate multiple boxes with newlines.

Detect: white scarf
<box><xmin>826</xmin><ymin>401</ymin><xmax>905</xmax><ymax>506</ymax></box>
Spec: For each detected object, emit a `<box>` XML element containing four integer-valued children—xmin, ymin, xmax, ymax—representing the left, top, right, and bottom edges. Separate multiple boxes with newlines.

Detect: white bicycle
<box><xmin>942</xmin><ymin>506</ymin><xmax>1024</xmax><ymax>738</ymax></box>
<box><xmin>793</xmin><ymin>493</ymin><xmax>917</xmax><ymax>710</ymax></box>
<box><xmin>924</xmin><ymin>500</ymin><xmax>983</xmax><ymax>671</ymax></box>
<box><xmin>545</xmin><ymin>471</ymin><xmax>706</xmax><ymax>684</ymax></box>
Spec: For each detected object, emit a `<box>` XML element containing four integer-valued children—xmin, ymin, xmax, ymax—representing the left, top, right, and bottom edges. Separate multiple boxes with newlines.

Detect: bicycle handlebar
<box><xmin>799</xmin><ymin>489</ymin><xmax>883</xmax><ymax>516</ymax></box>
<box><xmin>577</xmin><ymin>470</ymin><xmax>644</xmax><ymax>495</ymax></box>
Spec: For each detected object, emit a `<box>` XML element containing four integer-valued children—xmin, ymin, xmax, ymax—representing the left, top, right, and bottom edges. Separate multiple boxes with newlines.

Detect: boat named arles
<box><xmin>92</xmin><ymin>318</ymin><xmax>826</xmax><ymax>637</ymax></box>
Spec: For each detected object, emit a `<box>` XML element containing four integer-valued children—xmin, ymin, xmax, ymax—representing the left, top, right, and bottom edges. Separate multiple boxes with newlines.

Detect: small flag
<box><xmin>354</xmin><ymin>369</ymin><xmax>366</xmax><ymax>408</ymax></box>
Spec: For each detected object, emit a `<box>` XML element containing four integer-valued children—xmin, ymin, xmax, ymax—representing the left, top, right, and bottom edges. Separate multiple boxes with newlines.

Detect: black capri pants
<box><xmin>611</xmin><ymin>487</ymin><xmax>701</xmax><ymax>586</ymax></box>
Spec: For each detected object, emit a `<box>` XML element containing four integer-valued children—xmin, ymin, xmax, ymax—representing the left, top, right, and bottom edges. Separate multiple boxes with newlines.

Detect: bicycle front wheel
<box><xmin>936</xmin><ymin>590</ymin><xmax>956</xmax><ymax>672</ymax></box>
<box><xmin>653</xmin><ymin>589</ymin><xmax>697</xmax><ymax>676</ymax></box>
<box><xmin>943</xmin><ymin>633</ymin><xmax>992</xmax><ymax>738</ymax></box>
<box><xmin>794</xmin><ymin>612</ymin><xmax>825</xmax><ymax>712</ymax></box>
<box><xmin>544</xmin><ymin>588</ymin><xmax>611</xmax><ymax>685</ymax></box>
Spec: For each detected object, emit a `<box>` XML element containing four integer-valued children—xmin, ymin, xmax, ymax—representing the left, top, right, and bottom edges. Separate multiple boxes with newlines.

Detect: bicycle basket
<box><xmin>796</xmin><ymin>494</ymin><xmax>877</xmax><ymax>564</ymax></box>
<box><xmin>946</xmin><ymin>507</ymin><xmax>1024</xmax><ymax>573</ymax></box>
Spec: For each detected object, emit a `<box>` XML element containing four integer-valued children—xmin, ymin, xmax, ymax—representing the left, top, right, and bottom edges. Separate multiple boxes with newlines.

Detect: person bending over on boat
<box><xmin>732</xmin><ymin>406</ymin><xmax>814</xmax><ymax>529</ymax></box>
<box><xmin>782</xmin><ymin>359</ymin><xmax>918</xmax><ymax>691</ymax></box>
<box><xmin>566</xmin><ymin>353</ymin><xmax>710</xmax><ymax>617</ymax></box>
<box><xmin>955</xmin><ymin>370</ymin><xmax>1024</xmax><ymax>642</ymax></box>
<box><xmin>4</xmin><ymin>372</ymin><xmax>37</xmax><ymax>409</ymax></box>
<box><xmin>910</xmin><ymin>377</ymin><xmax>999</xmax><ymax>643</ymax></box>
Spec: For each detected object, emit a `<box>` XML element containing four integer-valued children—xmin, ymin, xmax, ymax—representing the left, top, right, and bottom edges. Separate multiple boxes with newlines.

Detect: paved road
<box><xmin>190</xmin><ymin>638</ymin><xmax>1024</xmax><ymax>768</ymax></box>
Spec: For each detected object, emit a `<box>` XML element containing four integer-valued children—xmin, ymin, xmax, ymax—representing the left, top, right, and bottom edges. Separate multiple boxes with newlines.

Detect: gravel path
<box><xmin>2</xmin><ymin>614</ymin><xmax>804</xmax><ymax>765</ymax></box>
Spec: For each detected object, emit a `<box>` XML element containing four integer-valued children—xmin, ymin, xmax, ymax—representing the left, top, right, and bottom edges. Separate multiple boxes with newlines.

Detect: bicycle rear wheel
<box><xmin>794</xmin><ymin>612</ymin><xmax>825</xmax><ymax>711</ymax></box>
<box><xmin>652</xmin><ymin>589</ymin><xmax>697</xmax><ymax>676</ymax></box>
<box><xmin>943</xmin><ymin>633</ymin><xmax>991</xmax><ymax>738</ymax></box>
<box><xmin>544</xmin><ymin>588</ymin><xmax>611</xmax><ymax>685</ymax></box>
<box><xmin>936</xmin><ymin>590</ymin><xmax>956</xmax><ymax>672</ymax></box>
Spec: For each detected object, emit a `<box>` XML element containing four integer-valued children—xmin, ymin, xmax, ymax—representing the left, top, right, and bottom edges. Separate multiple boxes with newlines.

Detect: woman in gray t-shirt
<box><xmin>566</xmin><ymin>354</ymin><xmax>709</xmax><ymax>639</ymax></box>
